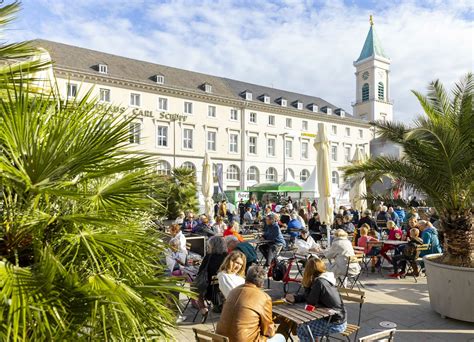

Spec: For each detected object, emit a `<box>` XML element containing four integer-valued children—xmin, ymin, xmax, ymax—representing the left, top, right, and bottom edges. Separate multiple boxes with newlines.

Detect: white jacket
<box><xmin>217</xmin><ymin>271</ymin><xmax>245</xmax><ymax>298</ymax></box>
<box><xmin>324</xmin><ymin>237</ymin><xmax>361</xmax><ymax>277</ymax></box>
<box><xmin>295</xmin><ymin>236</ymin><xmax>320</xmax><ymax>255</ymax></box>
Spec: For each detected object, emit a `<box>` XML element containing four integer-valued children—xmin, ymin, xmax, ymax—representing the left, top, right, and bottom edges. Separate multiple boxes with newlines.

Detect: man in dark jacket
<box><xmin>259</xmin><ymin>215</ymin><xmax>286</xmax><ymax>266</ymax></box>
<box><xmin>226</xmin><ymin>236</ymin><xmax>258</xmax><ymax>273</ymax></box>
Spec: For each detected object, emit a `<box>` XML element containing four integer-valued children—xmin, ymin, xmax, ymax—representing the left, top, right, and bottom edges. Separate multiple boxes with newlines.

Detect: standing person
<box><xmin>238</xmin><ymin>199</ymin><xmax>246</xmax><ymax>224</ymax></box>
<box><xmin>216</xmin><ymin>266</ymin><xmax>285</xmax><ymax>342</ymax></box>
<box><xmin>259</xmin><ymin>215</ymin><xmax>286</xmax><ymax>267</ymax></box>
<box><xmin>284</xmin><ymin>258</ymin><xmax>347</xmax><ymax>339</ymax></box>
<box><xmin>324</xmin><ymin>229</ymin><xmax>360</xmax><ymax>280</ymax></box>
<box><xmin>217</xmin><ymin>251</ymin><xmax>246</xmax><ymax>299</ymax></box>
<box><xmin>214</xmin><ymin>202</ymin><xmax>219</xmax><ymax>219</ymax></box>
<box><xmin>219</xmin><ymin>200</ymin><xmax>228</xmax><ymax>218</ymax></box>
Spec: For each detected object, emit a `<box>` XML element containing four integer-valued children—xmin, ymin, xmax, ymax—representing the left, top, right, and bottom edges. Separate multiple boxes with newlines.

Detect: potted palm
<box><xmin>343</xmin><ymin>73</ymin><xmax>473</xmax><ymax>322</ymax></box>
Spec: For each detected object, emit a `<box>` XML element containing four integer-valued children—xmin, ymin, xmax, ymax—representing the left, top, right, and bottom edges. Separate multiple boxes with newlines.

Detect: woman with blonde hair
<box><xmin>285</xmin><ymin>257</ymin><xmax>347</xmax><ymax>339</ymax></box>
<box><xmin>217</xmin><ymin>250</ymin><xmax>246</xmax><ymax>298</ymax></box>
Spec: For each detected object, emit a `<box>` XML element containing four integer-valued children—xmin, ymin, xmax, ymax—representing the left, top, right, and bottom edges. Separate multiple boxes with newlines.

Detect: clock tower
<box><xmin>353</xmin><ymin>16</ymin><xmax>393</xmax><ymax>122</ymax></box>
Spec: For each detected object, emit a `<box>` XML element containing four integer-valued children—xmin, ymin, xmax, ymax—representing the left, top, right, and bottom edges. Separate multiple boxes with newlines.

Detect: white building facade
<box><xmin>36</xmin><ymin>37</ymin><xmax>373</xmax><ymax>199</ymax></box>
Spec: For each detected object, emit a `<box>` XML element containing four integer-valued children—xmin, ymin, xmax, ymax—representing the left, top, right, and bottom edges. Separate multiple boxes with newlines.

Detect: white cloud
<box><xmin>11</xmin><ymin>0</ymin><xmax>473</xmax><ymax>122</ymax></box>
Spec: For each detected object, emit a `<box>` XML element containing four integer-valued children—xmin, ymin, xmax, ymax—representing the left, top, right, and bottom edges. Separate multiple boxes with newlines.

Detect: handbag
<box><xmin>192</xmin><ymin>260</ymin><xmax>209</xmax><ymax>295</ymax></box>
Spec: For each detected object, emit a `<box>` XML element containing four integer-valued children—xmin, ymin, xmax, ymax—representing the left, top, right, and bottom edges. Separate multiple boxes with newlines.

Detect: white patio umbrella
<box><xmin>202</xmin><ymin>153</ymin><xmax>214</xmax><ymax>217</ymax></box>
<box><xmin>349</xmin><ymin>148</ymin><xmax>368</xmax><ymax>212</ymax></box>
<box><xmin>315</xmin><ymin>123</ymin><xmax>334</xmax><ymax>227</ymax></box>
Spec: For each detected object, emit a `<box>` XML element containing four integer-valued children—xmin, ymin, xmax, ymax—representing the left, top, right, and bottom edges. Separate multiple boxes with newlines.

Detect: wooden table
<box><xmin>382</xmin><ymin>240</ymin><xmax>408</xmax><ymax>246</ymax></box>
<box><xmin>272</xmin><ymin>303</ymin><xmax>334</xmax><ymax>340</ymax></box>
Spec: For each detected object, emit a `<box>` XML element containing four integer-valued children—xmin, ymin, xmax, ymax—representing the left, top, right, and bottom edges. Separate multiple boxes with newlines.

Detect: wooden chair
<box><xmin>405</xmin><ymin>244</ymin><xmax>430</xmax><ymax>282</ymax></box>
<box><xmin>358</xmin><ymin>328</ymin><xmax>396</xmax><ymax>341</ymax></box>
<box><xmin>193</xmin><ymin>328</ymin><xmax>229</xmax><ymax>342</ymax></box>
<box><xmin>329</xmin><ymin>288</ymin><xmax>366</xmax><ymax>341</ymax></box>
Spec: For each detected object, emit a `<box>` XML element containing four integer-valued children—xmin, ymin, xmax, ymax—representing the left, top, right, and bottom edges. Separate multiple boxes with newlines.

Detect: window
<box><xmin>300</xmin><ymin>169</ymin><xmax>310</xmax><ymax>182</ymax></box>
<box><xmin>183</xmin><ymin>128</ymin><xmax>193</xmax><ymax>149</ymax></box>
<box><xmin>182</xmin><ymin>162</ymin><xmax>196</xmax><ymax>172</ymax></box>
<box><xmin>249</xmin><ymin>112</ymin><xmax>257</xmax><ymax>123</ymax></box>
<box><xmin>157</xmin><ymin>125</ymin><xmax>168</xmax><ymax>147</ymax></box>
<box><xmin>359</xmin><ymin>129</ymin><xmax>363</xmax><ymax>138</ymax></box>
<box><xmin>229</xmin><ymin>133</ymin><xmax>238</xmax><ymax>153</ymax></box>
<box><xmin>311</xmin><ymin>104</ymin><xmax>318</xmax><ymax>112</ymax></box>
<box><xmin>247</xmin><ymin>166</ymin><xmax>259</xmax><ymax>181</ymax></box>
<box><xmin>380</xmin><ymin>113</ymin><xmax>387</xmax><ymax>121</ymax></box>
<box><xmin>207</xmin><ymin>131</ymin><xmax>216</xmax><ymax>151</ymax></box>
<box><xmin>332</xmin><ymin>171</ymin><xmax>339</xmax><ymax>186</ymax></box>
<box><xmin>286</xmin><ymin>168</ymin><xmax>295</xmax><ymax>179</ymax></box>
<box><xmin>67</xmin><ymin>83</ymin><xmax>77</xmax><ymax>98</ymax></box>
<box><xmin>267</xmin><ymin>138</ymin><xmax>276</xmax><ymax>156</ymax></box>
<box><xmin>285</xmin><ymin>140</ymin><xmax>293</xmax><ymax>158</ymax></box>
<box><xmin>98</xmin><ymin>64</ymin><xmax>107</xmax><ymax>74</ymax></box>
<box><xmin>331</xmin><ymin>145</ymin><xmax>338</xmax><ymax>161</ymax></box>
<box><xmin>263</xmin><ymin>95</ymin><xmax>270</xmax><ymax>104</ymax></box>
<box><xmin>157</xmin><ymin>160</ymin><xmax>171</xmax><ymax>176</ymax></box>
<box><xmin>297</xmin><ymin>102</ymin><xmax>303</xmax><ymax>110</ymax></box>
<box><xmin>245</xmin><ymin>92</ymin><xmax>252</xmax><ymax>100</ymax></box>
<box><xmin>268</xmin><ymin>115</ymin><xmax>275</xmax><ymax>126</ymax></box>
<box><xmin>378</xmin><ymin>82</ymin><xmax>384</xmax><ymax>100</ymax></box>
<box><xmin>99</xmin><ymin>88</ymin><xmax>110</xmax><ymax>102</ymax></box>
<box><xmin>230</xmin><ymin>109</ymin><xmax>238</xmax><ymax>121</ymax></box>
<box><xmin>281</xmin><ymin>99</ymin><xmax>287</xmax><ymax>107</ymax></box>
<box><xmin>331</xmin><ymin>125</ymin><xmax>337</xmax><ymax>135</ymax></box>
<box><xmin>184</xmin><ymin>102</ymin><xmax>193</xmax><ymax>114</ymax></box>
<box><xmin>326</xmin><ymin>107</ymin><xmax>332</xmax><ymax>115</ymax></box>
<box><xmin>130</xmin><ymin>93</ymin><xmax>141</xmax><ymax>107</ymax></box>
<box><xmin>301</xmin><ymin>141</ymin><xmax>309</xmax><ymax>159</ymax></box>
<box><xmin>227</xmin><ymin>165</ymin><xmax>240</xmax><ymax>181</ymax></box>
<box><xmin>204</xmin><ymin>83</ymin><xmax>212</xmax><ymax>93</ymax></box>
<box><xmin>208</xmin><ymin>105</ymin><xmax>216</xmax><ymax>117</ymax></box>
<box><xmin>249</xmin><ymin>136</ymin><xmax>257</xmax><ymax>154</ymax></box>
<box><xmin>302</xmin><ymin>120</ymin><xmax>308</xmax><ymax>131</ymax></box>
<box><xmin>345</xmin><ymin>146</ymin><xmax>351</xmax><ymax>162</ymax></box>
<box><xmin>266</xmin><ymin>167</ymin><xmax>277</xmax><ymax>182</ymax></box>
<box><xmin>345</xmin><ymin>127</ymin><xmax>351</xmax><ymax>136</ymax></box>
<box><xmin>286</xmin><ymin>118</ymin><xmax>292</xmax><ymax>128</ymax></box>
<box><xmin>156</xmin><ymin>75</ymin><xmax>165</xmax><ymax>84</ymax></box>
<box><xmin>362</xmin><ymin>83</ymin><xmax>369</xmax><ymax>102</ymax></box>
<box><xmin>158</xmin><ymin>97</ymin><xmax>168</xmax><ymax>111</ymax></box>
<box><xmin>129</xmin><ymin>122</ymin><xmax>141</xmax><ymax>144</ymax></box>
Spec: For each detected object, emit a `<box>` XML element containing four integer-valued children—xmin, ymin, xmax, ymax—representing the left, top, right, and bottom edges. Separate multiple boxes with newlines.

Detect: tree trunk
<box><xmin>440</xmin><ymin>209</ymin><xmax>474</xmax><ymax>268</ymax></box>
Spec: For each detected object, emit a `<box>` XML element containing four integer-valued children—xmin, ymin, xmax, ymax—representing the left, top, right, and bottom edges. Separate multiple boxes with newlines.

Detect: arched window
<box><xmin>266</xmin><ymin>167</ymin><xmax>277</xmax><ymax>182</ymax></box>
<box><xmin>362</xmin><ymin>83</ymin><xmax>369</xmax><ymax>102</ymax></box>
<box><xmin>182</xmin><ymin>162</ymin><xmax>196</xmax><ymax>171</ymax></box>
<box><xmin>226</xmin><ymin>164</ymin><xmax>240</xmax><ymax>181</ymax></box>
<box><xmin>300</xmin><ymin>169</ymin><xmax>310</xmax><ymax>182</ymax></box>
<box><xmin>332</xmin><ymin>171</ymin><xmax>339</xmax><ymax>186</ymax></box>
<box><xmin>247</xmin><ymin>166</ymin><xmax>259</xmax><ymax>182</ymax></box>
<box><xmin>378</xmin><ymin>82</ymin><xmax>384</xmax><ymax>100</ymax></box>
<box><xmin>157</xmin><ymin>160</ymin><xmax>171</xmax><ymax>176</ymax></box>
<box><xmin>285</xmin><ymin>168</ymin><xmax>295</xmax><ymax>179</ymax></box>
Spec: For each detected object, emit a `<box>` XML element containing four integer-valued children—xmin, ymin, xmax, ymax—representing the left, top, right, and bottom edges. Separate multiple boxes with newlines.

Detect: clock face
<box><xmin>362</xmin><ymin>71</ymin><xmax>369</xmax><ymax>80</ymax></box>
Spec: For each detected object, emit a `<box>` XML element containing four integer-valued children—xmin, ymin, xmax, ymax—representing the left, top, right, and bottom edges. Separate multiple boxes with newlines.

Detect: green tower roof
<box><xmin>356</xmin><ymin>23</ymin><xmax>388</xmax><ymax>63</ymax></box>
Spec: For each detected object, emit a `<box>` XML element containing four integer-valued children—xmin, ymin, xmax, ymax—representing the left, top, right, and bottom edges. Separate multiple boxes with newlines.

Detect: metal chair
<box><xmin>404</xmin><ymin>244</ymin><xmax>430</xmax><ymax>282</ymax></box>
<box><xmin>338</xmin><ymin>254</ymin><xmax>365</xmax><ymax>290</ymax></box>
<box><xmin>193</xmin><ymin>276</ymin><xmax>222</xmax><ymax>329</ymax></box>
<box><xmin>193</xmin><ymin>328</ymin><xmax>229</xmax><ymax>342</ymax></box>
<box><xmin>329</xmin><ymin>288</ymin><xmax>366</xmax><ymax>341</ymax></box>
<box><xmin>358</xmin><ymin>328</ymin><xmax>396</xmax><ymax>341</ymax></box>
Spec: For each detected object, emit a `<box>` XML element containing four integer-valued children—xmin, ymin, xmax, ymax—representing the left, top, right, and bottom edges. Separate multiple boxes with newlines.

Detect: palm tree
<box><xmin>343</xmin><ymin>73</ymin><xmax>474</xmax><ymax>268</ymax></box>
<box><xmin>166</xmin><ymin>167</ymin><xmax>199</xmax><ymax>219</ymax></box>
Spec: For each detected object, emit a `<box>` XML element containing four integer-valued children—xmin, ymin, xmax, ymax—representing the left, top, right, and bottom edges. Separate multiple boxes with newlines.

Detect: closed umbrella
<box><xmin>314</xmin><ymin>123</ymin><xmax>334</xmax><ymax>227</ymax></box>
<box><xmin>202</xmin><ymin>153</ymin><xmax>214</xmax><ymax>217</ymax></box>
<box><xmin>349</xmin><ymin>148</ymin><xmax>367</xmax><ymax>212</ymax></box>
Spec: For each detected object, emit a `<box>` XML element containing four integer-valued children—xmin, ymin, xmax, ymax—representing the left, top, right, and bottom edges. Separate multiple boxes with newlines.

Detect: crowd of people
<box><xmin>163</xmin><ymin>196</ymin><xmax>444</xmax><ymax>341</ymax></box>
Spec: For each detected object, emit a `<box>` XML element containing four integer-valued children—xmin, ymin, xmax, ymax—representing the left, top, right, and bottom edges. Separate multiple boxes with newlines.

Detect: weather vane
<box><xmin>370</xmin><ymin>14</ymin><xmax>374</xmax><ymax>26</ymax></box>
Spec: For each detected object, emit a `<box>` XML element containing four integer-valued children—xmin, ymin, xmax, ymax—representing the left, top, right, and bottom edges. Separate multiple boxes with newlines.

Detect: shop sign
<box><xmin>301</xmin><ymin>132</ymin><xmax>317</xmax><ymax>138</ymax></box>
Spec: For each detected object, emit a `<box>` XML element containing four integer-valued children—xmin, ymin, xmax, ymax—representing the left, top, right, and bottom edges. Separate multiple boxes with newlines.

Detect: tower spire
<box><xmin>369</xmin><ymin>14</ymin><xmax>374</xmax><ymax>26</ymax></box>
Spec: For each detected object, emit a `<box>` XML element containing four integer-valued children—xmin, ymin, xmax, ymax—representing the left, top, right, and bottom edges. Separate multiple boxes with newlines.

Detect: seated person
<box><xmin>418</xmin><ymin>220</ymin><xmax>442</xmax><ymax>257</ymax></box>
<box><xmin>212</xmin><ymin>215</ymin><xmax>226</xmax><ymax>235</ymax></box>
<box><xmin>389</xmin><ymin>228</ymin><xmax>423</xmax><ymax>278</ymax></box>
<box><xmin>287</xmin><ymin>212</ymin><xmax>304</xmax><ymax>239</ymax></box>
<box><xmin>279</xmin><ymin>208</ymin><xmax>290</xmax><ymax>226</ymax></box>
<box><xmin>379</xmin><ymin>220</ymin><xmax>403</xmax><ymax>263</ymax></box>
<box><xmin>216</xmin><ymin>266</ymin><xmax>285</xmax><ymax>342</ymax></box>
<box><xmin>324</xmin><ymin>229</ymin><xmax>360</xmax><ymax>281</ymax></box>
<box><xmin>284</xmin><ymin>258</ymin><xmax>347</xmax><ymax>339</ymax></box>
<box><xmin>259</xmin><ymin>215</ymin><xmax>286</xmax><ymax>267</ymax></box>
<box><xmin>341</xmin><ymin>215</ymin><xmax>355</xmax><ymax>234</ymax></box>
<box><xmin>295</xmin><ymin>229</ymin><xmax>321</xmax><ymax>255</ymax></box>
<box><xmin>332</xmin><ymin>215</ymin><xmax>344</xmax><ymax>230</ymax></box>
<box><xmin>194</xmin><ymin>215</ymin><xmax>216</xmax><ymax>237</ymax></box>
<box><xmin>223</xmin><ymin>221</ymin><xmax>244</xmax><ymax>242</ymax></box>
<box><xmin>308</xmin><ymin>212</ymin><xmax>322</xmax><ymax>241</ymax></box>
<box><xmin>357</xmin><ymin>224</ymin><xmax>381</xmax><ymax>272</ymax></box>
<box><xmin>169</xmin><ymin>224</ymin><xmax>187</xmax><ymax>256</ymax></box>
<box><xmin>181</xmin><ymin>212</ymin><xmax>198</xmax><ymax>233</ymax></box>
<box><xmin>243</xmin><ymin>207</ymin><xmax>254</xmax><ymax>225</ymax></box>
<box><xmin>226</xmin><ymin>236</ymin><xmax>257</xmax><ymax>272</ymax></box>
<box><xmin>165</xmin><ymin>238</ymin><xmax>187</xmax><ymax>275</ymax></box>
<box><xmin>217</xmin><ymin>251</ymin><xmax>246</xmax><ymax>298</ymax></box>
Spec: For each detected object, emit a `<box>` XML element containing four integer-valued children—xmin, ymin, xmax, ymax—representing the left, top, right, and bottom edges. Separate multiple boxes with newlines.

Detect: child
<box><xmin>389</xmin><ymin>228</ymin><xmax>423</xmax><ymax>278</ymax></box>
<box><xmin>165</xmin><ymin>238</ymin><xmax>187</xmax><ymax>275</ymax></box>
<box><xmin>357</xmin><ymin>224</ymin><xmax>381</xmax><ymax>272</ymax></box>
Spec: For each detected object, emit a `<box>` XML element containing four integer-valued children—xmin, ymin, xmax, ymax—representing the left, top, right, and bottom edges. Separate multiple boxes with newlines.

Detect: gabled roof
<box><xmin>356</xmin><ymin>24</ymin><xmax>388</xmax><ymax>63</ymax></box>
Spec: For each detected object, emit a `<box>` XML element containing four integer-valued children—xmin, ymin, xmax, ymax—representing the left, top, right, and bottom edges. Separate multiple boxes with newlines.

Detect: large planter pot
<box><xmin>424</xmin><ymin>254</ymin><xmax>474</xmax><ymax>322</ymax></box>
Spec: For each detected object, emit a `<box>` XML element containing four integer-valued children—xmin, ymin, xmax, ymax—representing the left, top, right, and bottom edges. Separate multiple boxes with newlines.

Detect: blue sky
<box><xmin>9</xmin><ymin>0</ymin><xmax>474</xmax><ymax>121</ymax></box>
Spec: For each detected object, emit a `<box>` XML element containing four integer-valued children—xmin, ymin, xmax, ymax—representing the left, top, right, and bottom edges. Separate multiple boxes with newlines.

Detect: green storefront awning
<box><xmin>249</xmin><ymin>181</ymin><xmax>303</xmax><ymax>193</ymax></box>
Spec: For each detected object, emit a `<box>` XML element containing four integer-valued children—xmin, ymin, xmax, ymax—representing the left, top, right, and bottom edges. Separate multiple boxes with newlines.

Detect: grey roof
<box><xmin>33</xmin><ymin>39</ymin><xmax>352</xmax><ymax>117</ymax></box>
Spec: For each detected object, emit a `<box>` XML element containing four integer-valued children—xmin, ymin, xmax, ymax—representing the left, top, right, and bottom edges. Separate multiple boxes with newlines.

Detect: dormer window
<box><xmin>241</xmin><ymin>90</ymin><xmax>252</xmax><ymax>101</ymax></box>
<box><xmin>335</xmin><ymin>108</ymin><xmax>345</xmax><ymax>117</ymax></box>
<box><xmin>309</xmin><ymin>103</ymin><xmax>318</xmax><ymax>112</ymax></box>
<box><xmin>98</xmin><ymin>64</ymin><xmax>108</xmax><ymax>74</ymax></box>
<box><xmin>155</xmin><ymin>74</ymin><xmax>165</xmax><ymax>84</ymax></box>
<box><xmin>261</xmin><ymin>94</ymin><xmax>270</xmax><ymax>104</ymax></box>
<box><xmin>277</xmin><ymin>97</ymin><xmax>287</xmax><ymax>107</ymax></box>
<box><xmin>321</xmin><ymin>106</ymin><xmax>332</xmax><ymax>115</ymax></box>
<box><xmin>293</xmin><ymin>100</ymin><xmax>303</xmax><ymax>110</ymax></box>
<box><xmin>203</xmin><ymin>83</ymin><xmax>212</xmax><ymax>93</ymax></box>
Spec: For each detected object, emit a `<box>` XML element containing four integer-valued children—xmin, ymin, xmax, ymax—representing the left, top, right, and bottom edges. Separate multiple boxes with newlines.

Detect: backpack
<box><xmin>272</xmin><ymin>260</ymin><xmax>287</xmax><ymax>281</ymax></box>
